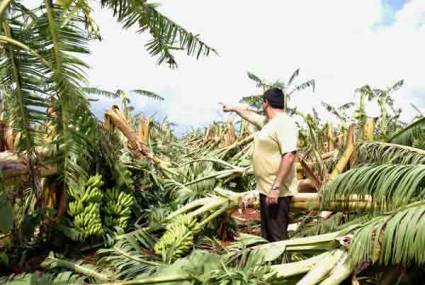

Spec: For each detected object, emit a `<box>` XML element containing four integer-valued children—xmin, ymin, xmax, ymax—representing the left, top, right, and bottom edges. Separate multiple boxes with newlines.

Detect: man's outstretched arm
<box><xmin>220</xmin><ymin>103</ymin><xmax>266</xmax><ymax>129</ymax></box>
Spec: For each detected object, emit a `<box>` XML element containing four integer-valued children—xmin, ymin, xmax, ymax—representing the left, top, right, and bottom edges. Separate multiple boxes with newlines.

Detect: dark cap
<box><xmin>262</xmin><ymin>88</ymin><xmax>284</xmax><ymax>109</ymax></box>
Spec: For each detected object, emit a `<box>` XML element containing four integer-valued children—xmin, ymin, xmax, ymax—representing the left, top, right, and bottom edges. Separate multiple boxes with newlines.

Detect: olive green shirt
<box><xmin>252</xmin><ymin>112</ymin><xmax>298</xmax><ymax>197</ymax></box>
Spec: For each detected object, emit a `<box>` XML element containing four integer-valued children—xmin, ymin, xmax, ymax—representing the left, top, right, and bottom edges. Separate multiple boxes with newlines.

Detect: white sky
<box><xmin>83</xmin><ymin>0</ymin><xmax>425</xmax><ymax>134</ymax></box>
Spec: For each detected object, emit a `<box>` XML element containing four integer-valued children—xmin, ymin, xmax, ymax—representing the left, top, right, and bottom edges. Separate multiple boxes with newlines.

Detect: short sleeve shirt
<box><xmin>252</xmin><ymin>112</ymin><xmax>298</xmax><ymax>197</ymax></box>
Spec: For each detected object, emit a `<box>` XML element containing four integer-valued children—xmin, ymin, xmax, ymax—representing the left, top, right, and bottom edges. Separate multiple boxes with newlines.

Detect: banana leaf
<box><xmin>389</xmin><ymin>116</ymin><xmax>425</xmax><ymax>148</ymax></box>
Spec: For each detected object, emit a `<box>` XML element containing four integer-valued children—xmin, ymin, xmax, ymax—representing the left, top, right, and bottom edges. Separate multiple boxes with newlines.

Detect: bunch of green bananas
<box><xmin>103</xmin><ymin>188</ymin><xmax>133</xmax><ymax>229</ymax></box>
<box><xmin>154</xmin><ymin>214</ymin><xmax>201</xmax><ymax>263</ymax></box>
<box><xmin>67</xmin><ymin>174</ymin><xmax>104</xmax><ymax>240</ymax></box>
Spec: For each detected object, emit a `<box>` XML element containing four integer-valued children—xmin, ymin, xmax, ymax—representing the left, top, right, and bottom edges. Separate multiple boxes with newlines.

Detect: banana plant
<box><xmin>242</xmin><ymin>69</ymin><xmax>315</xmax><ymax>112</ymax></box>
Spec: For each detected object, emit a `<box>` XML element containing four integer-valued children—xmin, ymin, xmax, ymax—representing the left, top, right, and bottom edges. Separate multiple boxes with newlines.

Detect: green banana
<box><xmin>154</xmin><ymin>214</ymin><xmax>201</xmax><ymax>263</ymax></box>
<box><xmin>102</xmin><ymin>188</ymin><xmax>133</xmax><ymax>230</ymax></box>
<box><xmin>67</xmin><ymin>174</ymin><xmax>105</xmax><ymax>241</ymax></box>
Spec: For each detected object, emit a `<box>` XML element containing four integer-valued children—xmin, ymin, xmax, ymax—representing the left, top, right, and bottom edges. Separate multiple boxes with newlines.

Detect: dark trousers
<box><xmin>259</xmin><ymin>194</ymin><xmax>291</xmax><ymax>242</ymax></box>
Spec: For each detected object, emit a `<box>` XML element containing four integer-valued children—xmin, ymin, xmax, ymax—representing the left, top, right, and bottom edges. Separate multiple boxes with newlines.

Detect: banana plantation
<box><xmin>1</xmin><ymin>1</ymin><xmax>425</xmax><ymax>285</ymax></box>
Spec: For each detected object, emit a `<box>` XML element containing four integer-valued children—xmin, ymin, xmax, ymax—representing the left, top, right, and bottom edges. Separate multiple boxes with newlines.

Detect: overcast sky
<box><xmin>82</xmin><ymin>0</ymin><xmax>424</xmax><ymax>134</ymax></box>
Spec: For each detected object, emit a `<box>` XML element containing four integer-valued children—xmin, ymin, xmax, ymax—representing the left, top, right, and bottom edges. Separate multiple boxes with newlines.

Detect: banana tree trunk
<box><xmin>297</xmin><ymin>249</ymin><xmax>345</xmax><ymax>285</ymax></box>
<box><xmin>362</xmin><ymin>117</ymin><xmax>375</xmax><ymax>142</ymax></box>
<box><xmin>328</xmin><ymin>124</ymin><xmax>355</xmax><ymax>182</ymax></box>
<box><xmin>105</xmin><ymin>106</ymin><xmax>154</xmax><ymax>161</ymax></box>
<box><xmin>224</xmin><ymin>117</ymin><xmax>236</xmax><ymax>146</ymax></box>
<box><xmin>138</xmin><ymin>113</ymin><xmax>150</xmax><ymax>146</ymax></box>
<box><xmin>318</xmin><ymin>254</ymin><xmax>352</xmax><ymax>285</ymax></box>
<box><xmin>326</xmin><ymin>125</ymin><xmax>335</xmax><ymax>152</ymax></box>
<box><xmin>271</xmin><ymin>252</ymin><xmax>330</xmax><ymax>278</ymax></box>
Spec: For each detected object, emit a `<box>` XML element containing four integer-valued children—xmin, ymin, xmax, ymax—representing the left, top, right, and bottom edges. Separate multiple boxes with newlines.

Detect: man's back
<box><xmin>253</xmin><ymin>112</ymin><xmax>298</xmax><ymax>197</ymax></box>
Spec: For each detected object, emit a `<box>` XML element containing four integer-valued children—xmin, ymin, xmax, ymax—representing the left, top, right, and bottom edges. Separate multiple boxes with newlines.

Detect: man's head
<box><xmin>262</xmin><ymin>88</ymin><xmax>284</xmax><ymax>111</ymax></box>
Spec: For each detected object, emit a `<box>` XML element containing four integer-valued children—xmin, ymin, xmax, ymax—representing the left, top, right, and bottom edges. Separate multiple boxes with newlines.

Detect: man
<box><xmin>222</xmin><ymin>88</ymin><xmax>298</xmax><ymax>241</ymax></box>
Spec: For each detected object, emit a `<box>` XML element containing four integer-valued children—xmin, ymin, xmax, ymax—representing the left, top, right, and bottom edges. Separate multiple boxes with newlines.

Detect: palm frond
<box><xmin>321</xmin><ymin>101</ymin><xmax>343</xmax><ymax>120</ymax></box>
<box><xmin>349</xmin><ymin>201</ymin><xmax>425</xmax><ymax>266</ymax></box>
<box><xmin>322</xmin><ymin>164</ymin><xmax>425</xmax><ymax>211</ymax></box>
<box><xmin>60</xmin><ymin>0</ymin><xmax>101</xmax><ymax>40</ymax></box>
<box><xmin>410</xmin><ymin>103</ymin><xmax>423</xmax><ymax>116</ymax></box>
<box><xmin>270</xmin><ymin>80</ymin><xmax>285</xmax><ymax>90</ymax></box>
<box><xmin>286</xmin><ymin>68</ymin><xmax>299</xmax><ymax>87</ymax></box>
<box><xmin>388</xmin><ymin>116</ymin><xmax>425</xmax><ymax>148</ymax></box>
<box><xmin>100</xmin><ymin>0</ymin><xmax>216</xmax><ymax>67</ymax></box>
<box><xmin>0</xmin><ymin>12</ymin><xmax>48</xmax><ymax>154</ymax></box>
<box><xmin>239</xmin><ymin>94</ymin><xmax>263</xmax><ymax>111</ymax></box>
<box><xmin>38</xmin><ymin>2</ymin><xmax>98</xmax><ymax>187</ymax></box>
<box><xmin>82</xmin><ymin>87</ymin><xmax>118</xmax><ymax>98</ymax></box>
<box><xmin>246</xmin><ymin>71</ymin><xmax>268</xmax><ymax>89</ymax></box>
<box><xmin>357</xmin><ymin>142</ymin><xmax>425</xmax><ymax>165</ymax></box>
<box><xmin>0</xmin><ymin>7</ymin><xmax>49</xmax><ymax>189</ymax></box>
<box><xmin>338</xmin><ymin>102</ymin><xmax>355</xmax><ymax>111</ymax></box>
<box><xmin>288</xmin><ymin>79</ymin><xmax>315</xmax><ymax>95</ymax></box>
<box><xmin>292</xmin><ymin>212</ymin><xmax>346</xmax><ymax>238</ymax></box>
<box><xmin>41</xmin><ymin>253</ymin><xmax>112</xmax><ymax>282</ymax></box>
<box><xmin>98</xmin><ymin>229</ymin><xmax>161</xmax><ymax>279</ymax></box>
<box><xmin>131</xmin><ymin>89</ymin><xmax>164</xmax><ymax>101</ymax></box>
<box><xmin>0</xmin><ymin>272</ymin><xmax>85</xmax><ymax>285</ymax></box>
<box><xmin>389</xmin><ymin>79</ymin><xmax>404</xmax><ymax>92</ymax></box>
<box><xmin>356</xmin><ymin>85</ymin><xmax>374</xmax><ymax>100</ymax></box>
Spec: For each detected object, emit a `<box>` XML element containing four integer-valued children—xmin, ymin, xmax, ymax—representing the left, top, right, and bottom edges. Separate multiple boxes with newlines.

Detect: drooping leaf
<box><xmin>131</xmin><ymin>89</ymin><xmax>164</xmax><ymax>101</ymax></box>
<box><xmin>247</xmin><ymin>71</ymin><xmax>268</xmax><ymax>89</ymax></box>
<box><xmin>323</xmin><ymin>164</ymin><xmax>425</xmax><ymax>211</ymax></box>
<box><xmin>100</xmin><ymin>0</ymin><xmax>216</xmax><ymax>67</ymax></box>
<box><xmin>82</xmin><ymin>87</ymin><xmax>118</xmax><ymax>98</ymax></box>
<box><xmin>288</xmin><ymin>79</ymin><xmax>315</xmax><ymax>95</ymax></box>
<box><xmin>357</xmin><ymin>142</ymin><xmax>425</xmax><ymax>165</ymax></box>
<box><xmin>349</xmin><ymin>201</ymin><xmax>425</xmax><ymax>266</ymax></box>
<box><xmin>286</xmin><ymin>68</ymin><xmax>299</xmax><ymax>87</ymax></box>
<box><xmin>389</xmin><ymin>116</ymin><xmax>425</xmax><ymax>148</ymax></box>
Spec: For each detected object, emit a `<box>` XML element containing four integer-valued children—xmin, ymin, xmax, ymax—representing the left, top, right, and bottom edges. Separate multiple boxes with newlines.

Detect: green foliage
<box><xmin>0</xmin><ymin>13</ymin><xmax>47</xmax><ymax>154</ymax></box>
<box><xmin>323</xmin><ymin>164</ymin><xmax>425</xmax><ymax>211</ymax></box>
<box><xmin>350</xmin><ymin>201</ymin><xmax>425</xmax><ymax>266</ymax></box>
<box><xmin>354</xmin><ymin>81</ymin><xmax>404</xmax><ymax>138</ymax></box>
<box><xmin>38</xmin><ymin>4</ymin><xmax>98</xmax><ymax>189</ymax></box>
<box><xmin>389</xmin><ymin>116</ymin><xmax>425</xmax><ymax>149</ymax></box>
<box><xmin>41</xmin><ymin>252</ymin><xmax>112</xmax><ymax>282</ymax></box>
<box><xmin>204</xmin><ymin>260</ymin><xmax>273</xmax><ymax>285</ymax></box>
<box><xmin>148</xmin><ymin>250</ymin><xmax>221</xmax><ymax>284</ymax></box>
<box><xmin>100</xmin><ymin>0</ymin><xmax>216</xmax><ymax>67</ymax></box>
<box><xmin>292</xmin><ymin>212</ymin><xmax>346</xmax><ymax>238</ymax></box>
<box><xmin>132</xmin><ymin>89</ymin><xmax>164</xmax><ymax>101</ymax></box>
<box><xmin>357</xmin><ymin>142</ymin><xmax>425</xmax><ymax>165</ymax></box>
<box><xmin>98</xmin><ymin>227</ymin><xmax>160</xmax><ymax>279</ymax></box>
<box><xmin>321</xmin><ymin>101</ymin><xmax>354</xmax><ymax>126</ymax></box>
<box><xmin>0</xmin><ymin>272</ymin><xmax>85</xmax><ymax>285</ymax></box>
<box><xmin>242</xmin><ymin>69</ymin><xmax>314</xmax><ymax>111</ymax></box>
<box><xmin>167</xmin><ymin>161</ymin><xmax>217</xmax><ymax>204</ymax></box>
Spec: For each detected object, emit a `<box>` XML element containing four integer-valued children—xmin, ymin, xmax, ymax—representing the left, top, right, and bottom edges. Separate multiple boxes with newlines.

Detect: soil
<box><xmin>231</xmin><ymin>207</ymin><xmax>260</xmax><ymax>222</ymax></box>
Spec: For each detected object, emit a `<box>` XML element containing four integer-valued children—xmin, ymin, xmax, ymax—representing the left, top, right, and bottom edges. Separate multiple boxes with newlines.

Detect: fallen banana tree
<box><xmin>39</xmin><ymin>228</ymin><xmax>357</xmax><ymax>285</ymax></box>
<box><xmin>38</xmin><ymin>200</ymin><xmax>425</xmax><ymax>285</ymax></box>
<box><xmin>104</xmin><ymin>106</ymin><xmax>178</xmax><ymax>177</ymax></box>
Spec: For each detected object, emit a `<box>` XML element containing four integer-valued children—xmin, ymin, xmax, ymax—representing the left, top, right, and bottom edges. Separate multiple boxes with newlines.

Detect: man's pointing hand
<box><xmin>219</xmin><ymin>102</ymin><xmax>233</xmax><ymax>113</ymax></box>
